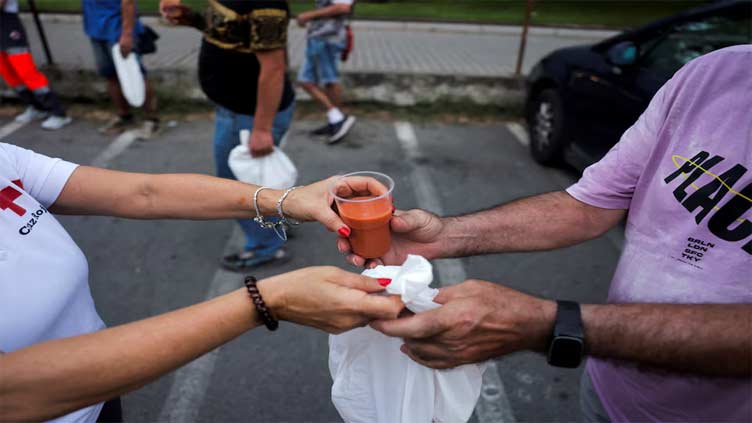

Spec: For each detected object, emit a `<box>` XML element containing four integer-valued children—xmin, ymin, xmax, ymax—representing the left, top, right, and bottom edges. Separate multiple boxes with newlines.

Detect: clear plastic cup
<box><xmin>332</xmin><ymin>171</ymin><xmax>395</xmax><ymax>259</ymax></box>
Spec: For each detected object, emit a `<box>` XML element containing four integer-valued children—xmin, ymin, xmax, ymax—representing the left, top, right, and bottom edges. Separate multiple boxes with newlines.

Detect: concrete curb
<box><xmin>35</xmin><ymin>65</ymin><xmax>524</xmax><ymax>108</ymax></box>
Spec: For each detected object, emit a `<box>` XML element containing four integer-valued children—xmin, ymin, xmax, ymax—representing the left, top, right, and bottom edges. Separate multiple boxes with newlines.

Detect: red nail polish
<box><xmin>377</xmin><ymin>278</ymin><xmax>392</xmax><ymax>287</ymax></box>
<box><xmin>337</xmin><ymin>227</ymin><xmax>351</xmax><ymax>238</ymax></box>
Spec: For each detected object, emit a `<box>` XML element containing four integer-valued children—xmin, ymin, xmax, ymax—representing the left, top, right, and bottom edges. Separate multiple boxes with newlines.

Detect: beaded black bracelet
<box><xmin>243</xmin><ymin>276</ymin><xmax>279</xmax><ymax>331</ymax></box>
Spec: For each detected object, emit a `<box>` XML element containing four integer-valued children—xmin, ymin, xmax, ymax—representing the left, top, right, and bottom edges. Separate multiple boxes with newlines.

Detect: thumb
<box><xmin>318</xmin><ymin>207</ymin><xmax>349</xmax><ymax>234</ymax></box>
<box><xmin>432</xmin><ymin>284</ymin><xmax>462</xmax><ymax>304</ymax></box>
<box><xmin>371</xmin><ymin>308</ymin><xmax>443</xmax><ymax>338</ymax></box>
<box><xmin>391</xmin><ymin>209</ymin><xmax>429</xmax><ymax>233</ymax></box>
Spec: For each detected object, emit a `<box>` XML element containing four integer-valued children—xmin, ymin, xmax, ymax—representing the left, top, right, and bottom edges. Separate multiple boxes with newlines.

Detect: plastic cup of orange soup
<box><xmin>332</xmin><ymin>171</ymin><xmax>395</xmax><ymax>259</ymax></box>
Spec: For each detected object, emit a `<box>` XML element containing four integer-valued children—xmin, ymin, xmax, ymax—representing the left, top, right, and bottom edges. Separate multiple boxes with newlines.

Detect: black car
<box><xmin>525</xmin><ymin>0</ymin><xmax>752</xmax><ymax>170</ymax></box>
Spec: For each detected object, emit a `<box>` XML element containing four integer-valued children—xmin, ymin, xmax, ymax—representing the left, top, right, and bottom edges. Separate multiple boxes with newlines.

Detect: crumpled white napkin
<box><xmin>362</xmin><ymin>254</ymin><xmax>440</xmax><ymax>313</ymax></box>
<box><xmin>329</xmin><ymin>255</ymin><xmax>485</xmax><ymax>423</ymax></box>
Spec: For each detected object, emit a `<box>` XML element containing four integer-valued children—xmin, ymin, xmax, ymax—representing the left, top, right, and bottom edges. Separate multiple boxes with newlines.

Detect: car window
<box><xmin>639</xmin><ymin>13</ymin><xmax>752</xmax><ymax>80</ymax></box>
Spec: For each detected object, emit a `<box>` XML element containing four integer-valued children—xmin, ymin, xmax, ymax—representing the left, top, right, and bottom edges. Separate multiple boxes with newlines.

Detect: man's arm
<box><xmin>582</xmin><ymin>302</ymin><xmax>751</xmax><ymax>375</ymax></box>
<box><xmin>340</xmin><ymin>191</ymin><xmax>626</xmax><ymax>266</ymax></box>
<box><xmin>119</xmin><ymin>0</ymin><xmax>136</xmax><ymax>56</ymax></box>
<box><xmin>297</xmin><ymin>3</ymin><xmax>352</xmax><ymax>26</ymax></box>
<box><xmin>437</xmin><ymin>191</ymin><xmax>625</xmax><ymax>257</ymax></box>
<box><xmin>249</xmin><ymin>48</ymin><xmax>286</xmax><ymax>156</ymax></box>
<box><xmin>373</xmin><ymin>281</ymin><xmax>752</xmax><ymax>376</ymax></box>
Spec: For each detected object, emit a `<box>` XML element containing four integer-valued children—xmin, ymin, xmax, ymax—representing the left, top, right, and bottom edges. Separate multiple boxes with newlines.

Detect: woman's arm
<box><xmin>49</xmin><ymin>167</ymin><xmax>349</xmax><ymax>232</ymax></box>
<box><xmin>0</xmin><ymin>267</ymin><xmax>403</xmax><ymax>422</ymax></box>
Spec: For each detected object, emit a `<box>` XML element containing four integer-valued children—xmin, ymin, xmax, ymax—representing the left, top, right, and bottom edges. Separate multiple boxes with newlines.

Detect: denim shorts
<box><xmin>297</xmin><ymin>37</ymin><xmax>344</xmax><ymax>85</ymax></box>
<box><xmin>90</xmin><ymin>38</ymin><xmax>146</xmax><ymax>78</ymax></box>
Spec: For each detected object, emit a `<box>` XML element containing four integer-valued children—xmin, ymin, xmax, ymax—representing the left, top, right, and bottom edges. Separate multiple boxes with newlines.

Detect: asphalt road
<box><xmin>4</xmin><ymin>112</ymin><xmax>622</xmax><ymax>422</ymax></box>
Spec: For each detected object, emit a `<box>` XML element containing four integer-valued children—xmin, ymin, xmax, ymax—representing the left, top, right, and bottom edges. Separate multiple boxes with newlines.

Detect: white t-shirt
<box><xmin>0</xmin><ymin>143</ymin><xmax>105</xmax><ymax>422</ymax></box>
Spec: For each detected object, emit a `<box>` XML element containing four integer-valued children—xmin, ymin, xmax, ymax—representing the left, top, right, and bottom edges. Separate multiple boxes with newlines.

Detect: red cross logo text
<box><xmin>0</xmin><ymin>180</ymin><xmax>26</xmax><ymax>216</ymax></box>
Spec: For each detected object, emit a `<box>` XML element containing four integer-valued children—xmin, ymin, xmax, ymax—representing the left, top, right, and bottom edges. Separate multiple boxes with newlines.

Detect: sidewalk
<box><xmin>17</xmin><ymin>14</ymin><xmax>616</xmax><ymax>106</ymax></box>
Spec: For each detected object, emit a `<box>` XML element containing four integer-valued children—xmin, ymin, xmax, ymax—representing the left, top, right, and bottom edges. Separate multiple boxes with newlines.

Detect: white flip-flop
<box><xmin>111</xmin><ymin>43</ymin><xmax>146</xmax><ymax>107</ymax></box>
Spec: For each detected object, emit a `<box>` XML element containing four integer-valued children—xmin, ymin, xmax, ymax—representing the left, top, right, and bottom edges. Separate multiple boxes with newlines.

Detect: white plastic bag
<box><xmin>228</xmin><ymin>129</ymin><xmax>298</xmax><ymax>189</ymax></box>
<box><xmin>111</xmin><ymin>43</ymin><xmax>145</xmax><ymax>107</ymax></box>
<box><xmin>329</xmin><ymin>255</ymin><xmax>486</xmax><ymax>423</ymax></box>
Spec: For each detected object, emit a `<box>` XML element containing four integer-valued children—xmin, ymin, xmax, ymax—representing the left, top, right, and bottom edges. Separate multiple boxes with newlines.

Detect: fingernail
<box><xmin>391</xmin><ymin>206</ymin><xmax>396</xmax><ymax>214</ymax></box>
<box><xmin>377</xmin><ymin>278</ymin><xmax>391</xmax><ymax>287</ymax></box>
<box><xmin>337</xmin><ymin>227</ymin><xmax>351</xmax><ymax>238</ymax></box>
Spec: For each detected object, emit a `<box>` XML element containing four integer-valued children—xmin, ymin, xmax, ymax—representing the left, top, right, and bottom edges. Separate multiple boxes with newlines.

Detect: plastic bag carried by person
<box><xmin>329</xmin><ymin>255</ymin><xmax>486</xmax><ymax>423</ymax></box>
<box><xmin>228</xmin><ymin>129</ymin><xmax>297</xmax><ymax>189</ymax></box>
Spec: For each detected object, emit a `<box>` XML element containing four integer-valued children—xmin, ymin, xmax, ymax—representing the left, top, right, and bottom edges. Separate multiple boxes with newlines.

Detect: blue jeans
<box><xmin>213</xmin><ymin>102</ymin><xmax>295</xmax><ymax>255</ymax></box>
<box><xmin>89</xmin><ymin>38</ymin><xmax>146</xmax><ymax>78</ymax></box>
<box><xmin>297</xmin><ymin>38</ymin><xmax>345</xmax><ymax>85</ymax></box>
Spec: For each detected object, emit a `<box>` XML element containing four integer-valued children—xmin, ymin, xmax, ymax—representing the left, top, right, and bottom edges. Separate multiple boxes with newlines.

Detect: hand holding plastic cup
<box><xmin>332</xmin><ymin>171</ymin><xmax>394</xmax><ymax>259</ymax></box>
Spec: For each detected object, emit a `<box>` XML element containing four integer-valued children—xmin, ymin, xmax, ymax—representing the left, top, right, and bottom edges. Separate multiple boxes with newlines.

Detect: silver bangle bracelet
<box><xmin>252</xmin><ymin>187</ymin><xmax>276</xmax><ymax>229</ymax></box>
<box><xmin>277</xmin><ymin>186</ymin><xmax>302</xmax><ymax>226</ymax></box>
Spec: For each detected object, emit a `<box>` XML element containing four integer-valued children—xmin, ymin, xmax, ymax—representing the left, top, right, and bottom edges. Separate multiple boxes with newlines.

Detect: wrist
<box><xmin>254</xmin><ymin>187</ymin><xmax>283</xmax><ymax>215</ymax></box>
<box><xmin>253</xmin><ymin>127</ymin><xmax>273</xmax><ymax>135</ymax></box>
<box><xmin>278</xmin><ymin>187</ymin><xmax>305</xmax><ymax>221</ymax></box>
<box><xmin>431</xmin><ymin>216</ymin><xmax>463</xmax><ymax>259</ymax></box>
<box><xmin>530</xmin><ymin>299</ymin><xmax>557</xmax><ymax>352</ymax></box>
<box><xmin>256</xmin><ymin>277</ymin><xmax>287</xmax><ymax>320</ymax></box>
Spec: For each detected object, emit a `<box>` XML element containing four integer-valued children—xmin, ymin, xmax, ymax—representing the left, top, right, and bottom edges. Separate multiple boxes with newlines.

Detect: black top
<box><xmin>216</xmin><ymin>0</ymin><xmax>274</xmax><ymax>14</ymax></box>
<box><xmin>198</xmin><ymin>0</ymin><xmax>295</xmax><ymax>115</ymax></box>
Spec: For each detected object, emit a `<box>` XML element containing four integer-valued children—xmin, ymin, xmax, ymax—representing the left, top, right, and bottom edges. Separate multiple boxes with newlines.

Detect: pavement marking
<box><xmin>0</xmin><ymin>120</ymin><xmax>29</xmax><ymax>140</ymax></box>
<box><xmin>475</xmin><ymin>361</ymin><xmax>517</xmax><ymax>423</ymax></box>
<box><xmin>506</xmin><ymin>122</ymin><xmax>529</xmax><ymax>147</ymax></box>
<box><xmin>90</xmin><ymin>129</ymin><xmax>140</xmax><ymax>168</ymax></box>
<box><xmin>394</xmin><ymin>121</ymin><xmax>516</xmax><ymax>423</ymax></box>
<box><xmin>158</xmin><ymin>227</ymin><xmax>245</xmax><ymax>423</ymax></box>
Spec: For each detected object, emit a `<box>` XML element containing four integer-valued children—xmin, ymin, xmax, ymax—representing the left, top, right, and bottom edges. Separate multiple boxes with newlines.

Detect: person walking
<box><xmin>0</xmin><ymin>0</ymin><xmax>71</xmax><ymax>130</ymax></box>
<box><xmin>82</xmin><ymin>0</ymin><xmax>159</xmax><ymax>138</ymax></box>
<box><xmin>161</xmin><ymin>0</ymin><xmax>299</xmax><ymax>271</ymax></box>
<box><xmin>296</xmin><ymin>0</ymin><xmax>356</xmax><ymax>144</ymax></box>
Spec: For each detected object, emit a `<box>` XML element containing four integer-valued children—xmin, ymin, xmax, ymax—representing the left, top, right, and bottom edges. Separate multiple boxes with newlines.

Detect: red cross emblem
<box><xmin>0</xmin><ymin>179</ymin><xmax>26</xmax><ymax>216</ymax></box>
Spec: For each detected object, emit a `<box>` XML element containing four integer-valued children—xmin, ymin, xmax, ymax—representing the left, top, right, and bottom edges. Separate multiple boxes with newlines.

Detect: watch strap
<box><xmin>553</xmin><ymin>300</ymin><xmax>583</xmax><ymax>339</ymax></box>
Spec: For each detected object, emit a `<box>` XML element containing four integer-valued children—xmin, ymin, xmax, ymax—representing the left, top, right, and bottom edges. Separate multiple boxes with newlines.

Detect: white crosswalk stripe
<box><xmin>394</xmin><ymin>121</ymin><xmax>516</xmax><ymax>423</ymax></box>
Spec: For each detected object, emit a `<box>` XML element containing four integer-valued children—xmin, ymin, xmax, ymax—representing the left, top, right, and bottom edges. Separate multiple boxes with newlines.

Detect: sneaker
<box><xmin>221</xmin><ymin>248</ymin><xmax>290</xmax><ymax>272</ymax></box>
<box><xmin>99</xmin><ymin>115</ymin><xmax>135</xmax><ymax>135</ymax></box>
<box><xmin>328</xmin><ymin>115</ymin><xmax>356</xmax><ymax>144</ymax></box>
<box><xmin>310</xmin><ymin>122</ymin><xmax>330</xmax><ymax>136</ymax></box>
<box><xmin>15</xmin><ymin>106</ymin><xmax>47</xmax><ymax>123</ymax></box>
<box><xmin>40</xmin><ymin>115</ymin><xmax>73</xmax><ymax>131</ymax></box>
<box><xmin>136</xmin><ymin>119</ymin><xmax>160</xmax><ymax>140</ymax></box>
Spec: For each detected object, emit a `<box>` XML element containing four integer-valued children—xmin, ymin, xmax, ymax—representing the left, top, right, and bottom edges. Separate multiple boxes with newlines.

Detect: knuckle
<box><xmin>456</xmin><ymin>310</ymin><xmax>479</xmax><ymax>331</ymax></box>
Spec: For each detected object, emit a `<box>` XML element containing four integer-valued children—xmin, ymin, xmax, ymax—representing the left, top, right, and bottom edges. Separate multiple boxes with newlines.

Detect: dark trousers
<box><xmin>97</xmin><ymin>397</ymin><xmax>123</xmax><ymax>423</ymax></box>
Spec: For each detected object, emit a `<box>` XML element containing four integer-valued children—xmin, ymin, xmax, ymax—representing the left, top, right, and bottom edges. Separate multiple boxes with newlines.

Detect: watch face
<box><xmin>548</xmin><ymin>336</ymin><xmax>584</xmax><ymax>368</ymax></box>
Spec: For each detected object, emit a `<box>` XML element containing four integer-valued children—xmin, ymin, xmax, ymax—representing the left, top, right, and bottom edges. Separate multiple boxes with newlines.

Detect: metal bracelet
<box><xmin>277</xmin><ymin>186</ymin><xmax>302</xmax><ymax>227</ymax></box>
<box><xmin>252</xmin><ymin>187</ymin><xmax>276</xmax><ymax>229</ymax></box>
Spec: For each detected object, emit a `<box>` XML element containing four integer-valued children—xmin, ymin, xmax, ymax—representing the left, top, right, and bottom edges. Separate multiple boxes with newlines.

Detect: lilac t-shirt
<box><xmin>567</xmin><ymin>45</ymin><xmax>751</xmax><ymax>421</ymax></box>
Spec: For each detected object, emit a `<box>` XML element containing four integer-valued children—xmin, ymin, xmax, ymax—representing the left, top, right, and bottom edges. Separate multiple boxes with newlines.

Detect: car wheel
<box><xmin>528</xmin><ymin>88</ymin><xmax>568</xmax><ymax>165</ymax></box>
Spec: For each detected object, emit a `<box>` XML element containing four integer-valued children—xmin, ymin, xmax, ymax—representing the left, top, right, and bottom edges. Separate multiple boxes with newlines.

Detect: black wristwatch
<box><xmin>547</xmin><ymin>300</ymin><xmax>585</xmax><ymax>368</ymax></box>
